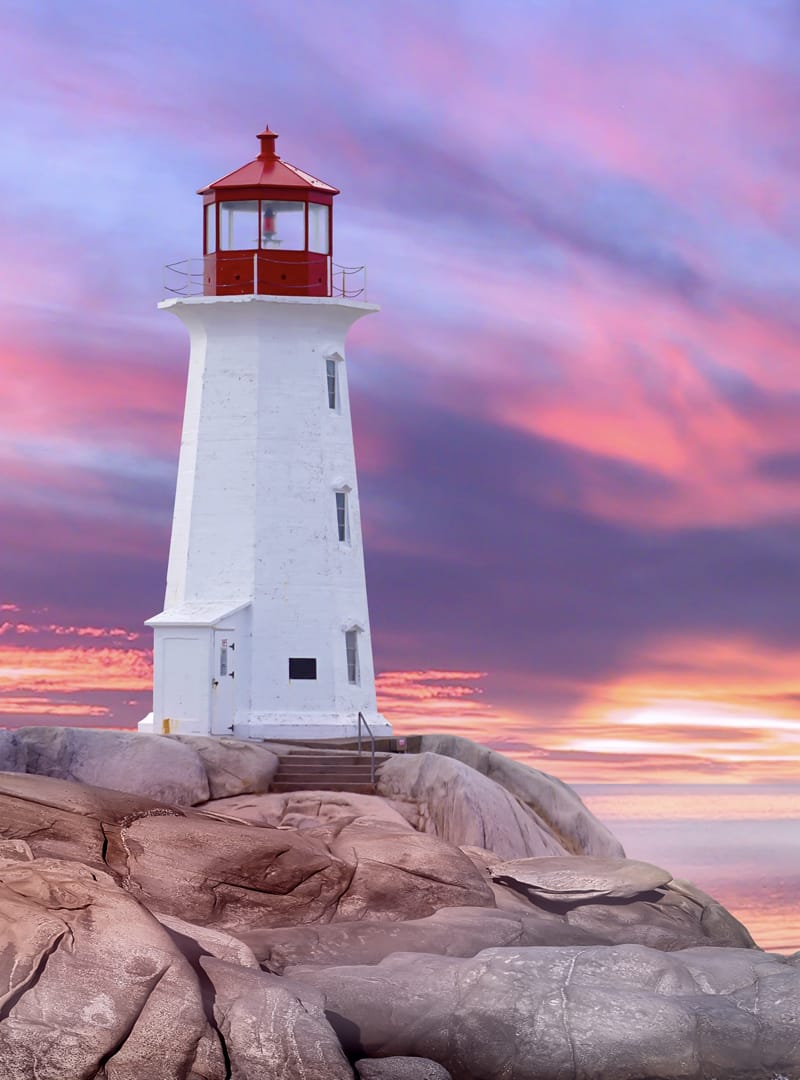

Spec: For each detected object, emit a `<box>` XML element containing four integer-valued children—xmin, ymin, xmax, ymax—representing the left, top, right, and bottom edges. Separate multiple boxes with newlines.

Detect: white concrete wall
<box><xmin>156</xmin><ymin>295</ymin><xmax>389</xmax><ymax>739</ymax></box>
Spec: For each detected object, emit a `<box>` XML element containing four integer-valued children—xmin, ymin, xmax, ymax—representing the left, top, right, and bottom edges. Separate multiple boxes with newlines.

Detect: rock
<box><xmin>376</xmin><ymin>752</ymin><xmax>569</xmax><ymax>859</ymax></box>
<box><xmin>326</xmin><ymin>819</ymin><xmax>495</xmax><ymax>922</ymax></box>
<box><xmin>200</xmin><ymin>956</ymin><xmax>353</xmax><ymax>1079</ymax></box>
<box><xmin>0</xmin><ymin>851</ymin><xmax>225</xmax><ymax>1079</ymax></box>
<box><xmin>0</xmin><ymin>773</ymin><xmax>493</xmax><ymax>932</ymax></box>
<box><xmin>490</xmin><ymin>854</ymin><xmax>673</xmax><ymax>901</ymax></box>
<box><xmin>294</xmin><ymin>944</ymin><xmax>800</xmax><ymax>1080</ymax></box>
<box><xmin>96</xmin><ymin>806</ymin><xmax>353</xmax><ymax>930</ymax></box>
<box><xmin>0</xmin><ymin>729</ymin><xmax>25</xmax><ymax>772</ymax></box>
<box><xmin>169</xmin><ymin>734</ymin><xmax>279</xmax><ymax>799</ymax></box>
<box><xmin>246</xmin><ymin>873</ymin><xmax>754</xmax><ymax>973</ymax></box>
<box><xmin>0</xmin><ymin>839</ymin><xmax>34</xmax><ymax>862</ymax></box>
<box><xmin>484</xmin><ymin>855</ymin><xmax>755</xmax><ymax>951</ymax></box>
<box><xmin>13</xmin><ymin>726</ymin><xmax>210</xmax><ymax>805</ymax></box>
<box><xmin>243</xmin><ymin>906</ymin><xmax>599</xmax><ymax>972</ymax></box>
<box><xmin>356</xmin><ymin>1058</ymin><xmax>452</xmax><ymax>1079</ymax></box>
<box><xmin>557</xmin><ymin>882</ymin><xmax>758</xmax><ymax>951</ymax></box>
<box><xmin>414</xmin><ymin>733</ymin><xmax>624</xmax><ymax>856</ymax></box>
<box><xmin>205</xmin><ymin>789</ymin><xmax>415</xmax><ymax>832</ymax></box>
<box><xmin>668</xmin><ymin>877</ymin><xmax>759</xmax><ymax>948</ymax></box>
<box><xmin>156</xmin><ymin>912</ymin><xmax>261</xmax><ymax>969</ymax></box>
<box><xmin>0</xmin><ymin>770</ymin><xmax>185</xmax><ymax>870</ymax></box>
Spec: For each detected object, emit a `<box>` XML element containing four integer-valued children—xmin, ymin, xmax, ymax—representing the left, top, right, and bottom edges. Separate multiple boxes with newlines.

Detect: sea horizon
<box><xmin>576</xmin><ymin>781</ymin><xmax>800</xmax><ymax>955</ymax></box>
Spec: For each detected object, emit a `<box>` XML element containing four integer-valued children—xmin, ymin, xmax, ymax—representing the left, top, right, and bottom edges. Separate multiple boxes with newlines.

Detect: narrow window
<box><xmin>326</xmin><ymin>358</ymin><xmax>337</xmax><ymax>410</ymax></box>
<box><xmin>336</xmin><ymin>490</ymin><xmax>349</xmax><ymax>543</ymax></box>
<box><xmin>345</xmin><ymin>630</ymin><xmax>359</xmax><ymax>685</ymax></box>
<box><xmin>205</xmin><ymin>203</ymin><xmax>216</xmax><ymax>254</ymax></box>
<box><xmin>289</xmin><ymin>658</ymin><xmax>317</xmax><ymax>680</ymax></box>
<box><xmin>308</xmin><ymin>202</ymin><xmax>330</xmax><ymax>254</ymax></box>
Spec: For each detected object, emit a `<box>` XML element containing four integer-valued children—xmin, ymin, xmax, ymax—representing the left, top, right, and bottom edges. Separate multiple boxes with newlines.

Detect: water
<box><xmin>576</xmin><ymin>783</ymin><xmax>800</xmax><ymax>954</ymax></box>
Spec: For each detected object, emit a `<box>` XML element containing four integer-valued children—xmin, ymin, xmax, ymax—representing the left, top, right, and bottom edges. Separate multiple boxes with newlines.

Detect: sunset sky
<box><xmin>2</xmin><ymin>0</ymin><xmax>800</xmax><ymax>790</ymax></box>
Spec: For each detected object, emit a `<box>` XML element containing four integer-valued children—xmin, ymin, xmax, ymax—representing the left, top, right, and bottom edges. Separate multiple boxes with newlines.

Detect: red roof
<box><xmin>198</xmin><ymin>127</ymin><xmax>339</xmax><ymax>196</ymax></box>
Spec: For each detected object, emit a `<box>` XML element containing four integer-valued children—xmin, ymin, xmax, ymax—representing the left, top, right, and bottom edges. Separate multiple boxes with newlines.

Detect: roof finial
<box><xmin>257</xmin><ymin>125</ymin><xmax>279</xmax><ymax>161</ymax></box>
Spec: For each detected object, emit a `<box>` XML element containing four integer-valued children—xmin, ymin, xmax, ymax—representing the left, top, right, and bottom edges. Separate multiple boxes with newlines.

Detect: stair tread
<box><xmin>276</xmin><ymin>764</ymin><xmax>377</xmax><ymax>772</ymax></box>
<box><xmin>282</xmin><ymin>755</ymin><xmax>390</xmax><ymax>763</ymax></box>
<box><xmin>270</xmin><ymin>782</ymin><xmax>376</xmax><ymax>794</ymax></box>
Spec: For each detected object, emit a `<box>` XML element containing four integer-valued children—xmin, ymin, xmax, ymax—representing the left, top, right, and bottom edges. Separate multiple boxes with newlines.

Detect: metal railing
<box><xmin>163</xmin><ymin>256</ymin><xmax>367</xmax><ymax>300</ymax></box>
<box><xmin>357</xmin><ymin>710</ymin><xmax>377</xmax><ymax>784</ymax></box>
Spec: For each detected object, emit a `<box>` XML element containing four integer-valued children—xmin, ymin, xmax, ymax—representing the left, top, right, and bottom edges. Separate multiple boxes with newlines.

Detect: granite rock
<box><xmin>169</xmin><ymin>733</ymin><xmax>279</xmax><ymax>799</ymax></box>
<box><xmin>414</xmin><ymin>733</ymin><xmax>624</xmax><ymax>856</ymax></box>
<box><xmin>13</xmin><ymin>725</ymin><xmax>210</xmax><ymax>805</ymax></box>
<box><xmin>295</xmin><ymin>944</ymin><xmax>800</xmax><ymax>1080</ymax></box>
<box><xmin>376</xmin><ymin>752</ymin><xmax>570</xmax><ymax>859</ymax></box>
<box><xmin>355</xmin><ymin>1058</ymin><xmax>452</xmax><ymax>1079</ymax></box>
<box><xmin>201</xmin><ymin>957</ymin><xmax>353</xmax><ymax>1079</ymax></box>
<box><xmin>0</xmin><ymin>851</ymin><xmax>225</xmax><ymax>1080</ymax></box>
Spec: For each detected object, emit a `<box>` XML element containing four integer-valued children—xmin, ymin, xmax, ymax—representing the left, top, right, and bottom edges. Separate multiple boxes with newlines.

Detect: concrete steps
<box><xmin>270</xmin><ymin>750</ymin><xmax>390</xmax><ymax>795</ymax></box>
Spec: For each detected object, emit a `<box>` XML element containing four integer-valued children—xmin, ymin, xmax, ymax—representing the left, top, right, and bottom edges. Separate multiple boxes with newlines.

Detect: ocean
<box><xmin>576</xmin><ymin>783</ymin><xmax>800</xmax><ymax>954</ymax></box>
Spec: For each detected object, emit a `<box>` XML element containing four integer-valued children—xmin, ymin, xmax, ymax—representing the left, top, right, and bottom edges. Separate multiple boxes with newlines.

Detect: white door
<box><xmin>211</xmin><ymin>630</ymin><xmax>237</xmax><ymax>734</ymax></box>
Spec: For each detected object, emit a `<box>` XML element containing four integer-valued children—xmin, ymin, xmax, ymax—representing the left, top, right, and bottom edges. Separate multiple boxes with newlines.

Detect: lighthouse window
<box><xmin>262</xmin><ymin>201</ymin><xmax>305</xmax><ymax>251</ymax></box>
<box><xmin>336</xmin><ymin>491</ymin><xmax>349</xmax><ymax>543</ymax></box>
<box><xmin>205</xmin><ymin>203</ymin><xmax>216</xmax><ymax>254</ymax></box>
<box><xmin>345</xmin><ymin>630</ymin><xmax>359</xmax><ymax>685</ymax></box>
<box><xmin>220</xmin><ymin>201</ymin><xmax>259</xmax><ymax>251</ymax></box>
<box><xmin>289</xmin><ymin>657</ymin><xmax>317</xmax><ymax>680</ymax></box>
<box><xmin>309</xmin><ymin>203</ymin><xmax>329</xmax><ymax>254</ymax></box>
<box><xmin>326</xmin><ymin>358</ymin><xmax>338</xmax><ymax>410</ymax></box>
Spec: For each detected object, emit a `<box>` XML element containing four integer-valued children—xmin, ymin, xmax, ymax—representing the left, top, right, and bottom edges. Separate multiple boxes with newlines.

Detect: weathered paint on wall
<box><xmin>145</xmin><ymin>294</ymin><xmax>390</xmax><ymax>740</ymax></box>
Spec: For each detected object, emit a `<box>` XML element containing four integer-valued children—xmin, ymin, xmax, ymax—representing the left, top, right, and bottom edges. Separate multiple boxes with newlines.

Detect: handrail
<box><xmin>162</xmin><ymin>257</ymin><xmax>367</xmax><ymax>300</ymax></box>
<box><xmin>357</xmin><ymin>711</ymin><xmax>377</xmax><ymax>784</ymax></box>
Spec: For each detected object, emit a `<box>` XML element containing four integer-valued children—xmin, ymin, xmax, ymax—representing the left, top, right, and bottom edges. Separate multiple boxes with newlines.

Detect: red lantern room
<box><xmin>199</xmin><ymin>126</ymin><xmax>339</xmax><ymax>298</ymax></box>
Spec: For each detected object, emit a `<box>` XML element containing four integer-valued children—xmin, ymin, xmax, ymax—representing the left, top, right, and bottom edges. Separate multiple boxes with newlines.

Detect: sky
<box><xmin>1</xmin><ymin>0</ymin><xmax>800</xmax><ymax>796</ymax></box>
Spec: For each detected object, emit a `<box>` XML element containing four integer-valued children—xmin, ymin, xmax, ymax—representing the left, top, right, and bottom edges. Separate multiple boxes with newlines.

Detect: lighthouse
<box><xmin>141</xmin><ymin>127</ymin><xmax>390</xmax><ymax>741</ymax></box>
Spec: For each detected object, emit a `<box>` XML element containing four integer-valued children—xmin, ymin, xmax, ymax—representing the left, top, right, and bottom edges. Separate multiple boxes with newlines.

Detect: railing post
<box><xmin>253</xmin><ymin>252</ymin><xmax>258</xmax><ymax>295</ymax></box>
<box><xmin>358</xmin><ymin>711</ymin><xmax>377</xmax><ymax>784</ymax></box>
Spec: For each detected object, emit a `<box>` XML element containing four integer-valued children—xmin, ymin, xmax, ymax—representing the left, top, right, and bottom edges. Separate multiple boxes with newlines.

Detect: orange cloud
<box><xmin>0</xmin><ymin>646</ymin><xmax>152</xmax><ymax>694</ymax></box>
<box><xmin>0</xmin><ymin>696</ymin><xmax>110</xmax><ymax>718</ymax></box>
<box><xmin>0</xmin><ymin>622</ymin><xmax>140</xmax><ymax>641</ymax></box>
<box><xmin>379</xmin><ymin>642</ymin><xmax>800</xmax><ymax>786</ymax></box>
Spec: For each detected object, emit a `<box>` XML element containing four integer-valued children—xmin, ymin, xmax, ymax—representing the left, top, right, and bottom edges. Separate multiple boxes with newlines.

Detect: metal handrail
<box><xmin>162</xmin><ymin>257</ymin><xmax>367</xmax><ymax>300</ymax></box>
<box><xmin>357</xmin><ymin>710</ymin><xmax>377</xmax><ymax>784</ymax></box>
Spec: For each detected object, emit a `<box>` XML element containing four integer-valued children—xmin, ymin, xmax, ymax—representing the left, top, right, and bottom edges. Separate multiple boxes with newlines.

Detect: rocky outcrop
<box><xmin>0</xmin><ymin>728</ymin><xmax>787</xmax><ymax>1079</ymax></box>
<box><xmin>294</xmin><ymin>945</ymin><xmax>800</xmax><ymax>1079</ymax></box>
<box><xmin>411</xmin><ymin>733</ymin><xmax>624</xmax><ymax>856</ymax></box>
<box><xmin>0</xmin><ymin>728</ymin><xmax>25</xmax><ymax>772</ymax></box>
<box><xmin>487</xmin><ymin>853</ymin><xmax>672</xmax><ymax>900</ymax></box>
<box><xmin>242</xmin><ymin>905</ymin><xmax>596</xmax><ymax>972</ymax></box>
<box><xmin>0</xmin><ymin>773</ymin><xmax>494</xmax><ymax>930</ymax></box>
<box><xmin>355</xmin><ymin>1059</ymin><xmax>452</xmax><ymax>1079</ymax></box>
<box><xmin>155</xmin><ymin>912</ymin><xmax>261</xmax><ymax>969</ymax></box>
<box><xmin>168</xmin><ymin>734</ymin><xmax>279</xmax><ymax>799</ymax></box>
<box><xmin>12</xmin><ymin>726</ymin><xmax>210</xmax><ymax>804</ymax></box>
<box><xmin>200</xmin><ymin>958</ymin><xmax>353</xmax><ymax>1080</ymax></box>
<box><xmin>0</xmin><ymin>849</ymin><xmax>225</xmax><ymax>1080</ymax></box>
<box><xmin>376</xmin><ymin>751</ymin><xmax>612</xmax><ymax>859</ymax></box>
<box><xmin>205</xmin><ymin>789</ymin><xmax>415</xmax><ymax>831</ymax></box>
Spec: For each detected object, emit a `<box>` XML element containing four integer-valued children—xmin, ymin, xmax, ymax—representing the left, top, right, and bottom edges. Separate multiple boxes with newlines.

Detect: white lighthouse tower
<box><xmin>142</xmin><ymin>126</ymin><xmax>390</xmax><ymax>741</ymax></box>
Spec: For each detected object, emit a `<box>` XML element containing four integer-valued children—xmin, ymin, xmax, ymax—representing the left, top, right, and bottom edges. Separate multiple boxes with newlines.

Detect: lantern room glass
<box><xmin>220</xmin><ymin>201</ymin><xmax>259</xmax><ymax>251</ymax></box>
<box><xmin>262</xmin><ymin>201</ymin><xmax>305</xmax><ymax>250</ymax></box>
<box><xmin>308</xmin><ymin>203</ymin><xmax>329</xmax><ymax>254</ymax></box>
<box><xmin>205</xmin><ymin>203</ymin><xmax>216</xmax><ymax>254</ymax></box>
<box><xmin>211</xmin><ymin>199</ymin><xmax>329</xmax><ymax>255</ymax></box>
